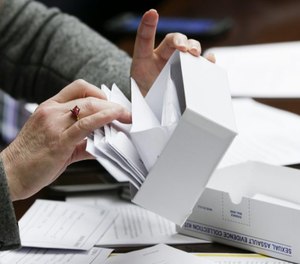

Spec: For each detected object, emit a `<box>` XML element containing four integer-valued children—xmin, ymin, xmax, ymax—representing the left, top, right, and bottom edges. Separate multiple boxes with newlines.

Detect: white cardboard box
<box><xmin>131</xmin><ymin>50</ymin><xmax>237</xmax><ymax>226</ymax></box>
<box><xmin>177</xmin><ymin>161</ymin><xmax>300</xmax><ymax>263</ymax></box>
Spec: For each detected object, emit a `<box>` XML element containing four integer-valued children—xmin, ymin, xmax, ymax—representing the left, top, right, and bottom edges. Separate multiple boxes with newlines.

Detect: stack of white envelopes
<box><xmin>87</xmin><ymin>50</ymin><xmax>237</xmax><ymax>225</ymax></box>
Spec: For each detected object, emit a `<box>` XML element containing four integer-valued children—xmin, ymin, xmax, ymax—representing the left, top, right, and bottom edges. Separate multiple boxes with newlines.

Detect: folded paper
<box><xmin>88</xmin><ymin>50</ymin><xmax>237</xmax><ymax>225</ymax></box>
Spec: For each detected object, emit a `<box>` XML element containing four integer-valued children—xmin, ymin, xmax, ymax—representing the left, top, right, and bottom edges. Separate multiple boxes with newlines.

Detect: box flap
<box><xmin>208</xmin><ymin>161</ymin><xmax>300</xmax><ymax>205</ymax></box>
<box><xmin>180</xmin><ymin>52</ymin><xmax>237</xmax><ymax>133</ymax></box>
<box><xmin>133</xmin><ymin>51</ymin><xmax>236</xmax><ymax>225</ymax></box>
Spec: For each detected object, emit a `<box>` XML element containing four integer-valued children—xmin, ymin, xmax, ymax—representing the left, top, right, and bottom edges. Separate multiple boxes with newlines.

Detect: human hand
<box><xmin>131</xmin><ymin>9</ymin><xmax>216</xmax><ymax>96</ymax></box>
<box><xmin>1</xmin><ymin>80</ymin><xmax>131</xmax><ymax>201</ymax></box>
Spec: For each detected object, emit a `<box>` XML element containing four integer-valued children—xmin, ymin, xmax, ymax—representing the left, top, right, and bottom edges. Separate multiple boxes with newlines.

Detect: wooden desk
<box><xmin>13</xmin><ymin>0</ymin><xmax>300</xmax><ymax>254</ymax></box>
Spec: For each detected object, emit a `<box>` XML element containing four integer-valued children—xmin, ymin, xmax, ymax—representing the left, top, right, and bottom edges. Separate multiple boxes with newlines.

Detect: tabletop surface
<box><xmin>13</xmin><ymin>0</ymin><xmax>300</xmax><ymax>254</ymax></box>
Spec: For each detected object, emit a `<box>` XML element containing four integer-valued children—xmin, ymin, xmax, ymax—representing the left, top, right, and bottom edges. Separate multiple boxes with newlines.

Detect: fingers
<box><xmin>74</xmin><ymin>99</ymin><xmax>131</xmax><ymax>123</ymax></box>
<box><xmin>49</xmin><ymin>78</ymin><xmax>133</xmax><ymax>141</ymax></box>
<box><xmin>155</xmin><ymin>32</ymin><xmax>202</xmax><ymax>60</ymax></box>
<box><xmin>59</xmin><ymin>97</ymin><xmax>132</xmax><ymax>135</ymax></box>
<box><xmin>155</xmin><ymin>31</ymin><xmax>215</xmax><ymax>64</ymax></box>
<box><xmin>52</xmin><ymin>79</ymin><xmax>107</xmax><ymax>103</ymax></box>
<box><xmin>63</xmin><ymin>102</ymin><xmax>131</xmax><ymax>145</ymax></box>
<box><xmin>134</xmin><ymin>9</ymin><xmax>202</xmax><ymax>60</ymax></box>
<box><xmin>70</xmin><ymin>139</ymin><xmax>96</xmax><ymax>163</ymax></box>
<box><xmin>187</xmin><ymin>39</ymin><xmax>202</xmax><ymax>57</ymax></box>
<box><xmin>133</xmin><ymin>9</ymin><xmax>159</xmax><ymax>60</ymax></box>
<box><xmin>204</xmin><ymin>52</ymin><xmax>216</xmax><ymax>63</ymax></box>
<box><xmin>37</xmin><ymin>86</ymin><xmax>132</xmax><ymax>148</ymax></box>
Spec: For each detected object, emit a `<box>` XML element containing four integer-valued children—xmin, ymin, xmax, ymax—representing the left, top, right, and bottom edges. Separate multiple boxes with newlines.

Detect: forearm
<box><xmin>0</xmin><ymin>0</ymin><xmax>132</xmax><ymax>103</ymax></box>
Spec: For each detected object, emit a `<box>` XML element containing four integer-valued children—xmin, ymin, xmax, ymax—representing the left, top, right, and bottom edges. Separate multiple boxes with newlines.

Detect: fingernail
<box><xmin>149</xmin><ymin>8</ymin><xmax>157</xmax><ymax>13</ymax></box>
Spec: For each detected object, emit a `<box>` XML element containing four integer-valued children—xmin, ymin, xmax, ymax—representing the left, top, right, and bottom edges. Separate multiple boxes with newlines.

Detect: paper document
<box><xmin>105</xmin><ymin>244</ymin><xmax>211</xmax><ymax>264</ymax></box>
<box><xmin>0</xmin><ymin>247</ymin><xmax>113</xmax><ymax>264</ymax></box>
<box><xmin>219</xmin><ymin>98</ymin><xmax>300</xmax><ymax>168</ymax></box>
<box><xmin>195</xmin><ymin>253</ymin><xmax>292</xmax><ymax>263</ymax></box>
<box><xmin>19</xmin><ymin>199</ymin><xmax>117</xmax><ymax>250</ymax></box>
<box><xmin>204</xmin><ymin>41</ymin><xmax>300</xmax><ymax>97</ymax></box>
<box><xmin>66</xmin><ymin>194</ymin><xmax>207</xmax><ymax>246</ymax></box>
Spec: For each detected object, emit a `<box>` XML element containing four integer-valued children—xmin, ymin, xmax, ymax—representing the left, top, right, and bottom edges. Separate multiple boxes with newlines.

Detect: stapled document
<box><xmin>0</xmin><ymin>247</ymin><xmax>113</xmax><ymax>264</ymax></box>
<box><xmin>19</xmin><ymin>199</ymin><xmax>117</xmax><ymax>250</ymax></box>
<box><xmin>66</xmin><ymin>194</ymin><xmax>208</xmax><ymax>246</ymax></box>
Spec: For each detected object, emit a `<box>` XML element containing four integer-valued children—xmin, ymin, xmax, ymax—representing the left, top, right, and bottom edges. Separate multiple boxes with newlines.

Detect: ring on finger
<box><xmin>70</xmin><ymin>105</ymin><xmax>80</xmax><ymax>121</ymax></box>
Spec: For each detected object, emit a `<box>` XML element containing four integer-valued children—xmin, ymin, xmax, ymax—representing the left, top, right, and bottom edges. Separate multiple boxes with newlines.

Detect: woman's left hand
<box><xmin>1</xmin><ymin>79</ymin><xmax>131</xmax><ymax>201</ymax></box>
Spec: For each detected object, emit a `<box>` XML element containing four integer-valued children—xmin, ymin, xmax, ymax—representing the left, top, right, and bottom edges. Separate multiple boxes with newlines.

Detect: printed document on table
<box><xmin>204</xmin><ymin>41</ymin><xmax>300</xmax><ymax>97</ymax></box>
<box><xmin>19</xmin><ymin>199</ymin><xmax>118</xmax><ymax>250</ymax></box>
<box><xmin>218</xmin><ymin>98</ymin><xmax>300</xmax><ymax>168</ymax></box>
<box><xmin>195</xmin><ymin>253</ymin><xmax>292</xmax><ymax>263</ymax></box>
<box><xmin>105</xmin><ymin>244</ymin><xmax>211</xmax><ymax>264</ymax></box>
<box><xmin>0</xmin><ymin>247</ymin><xmax>113</xmax><ymax>264</ymax></box>
<box><xmin>66</xmin><ymin>194</ymin><xmax>208</xmax><ymax>246</ymax></box>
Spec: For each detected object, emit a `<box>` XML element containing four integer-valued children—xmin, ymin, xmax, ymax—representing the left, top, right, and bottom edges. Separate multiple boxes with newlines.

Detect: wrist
<box><xmin>1</xmin><ymin>146</ymin><xmax>25</xmax><ymax>201</ymax></box>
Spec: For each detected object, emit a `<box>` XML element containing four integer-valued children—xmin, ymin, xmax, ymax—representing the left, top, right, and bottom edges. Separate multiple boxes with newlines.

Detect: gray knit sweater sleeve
<box><xmin>0</xmin><ymin>0</ymin><xmax>132</xmax><ymax>103</ymax></box>
<box><xmin>0</xmin><ymin>159</ymin><xmax>21</xmax><ymax>250</ymax></box>
<box><xmin>0</xmin><ymin>0</ymin><xmax>133</xmax><ymax>251</ymax></box>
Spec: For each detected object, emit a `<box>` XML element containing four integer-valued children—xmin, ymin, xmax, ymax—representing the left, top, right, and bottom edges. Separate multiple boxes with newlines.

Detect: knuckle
<box><xmin>100</xmin><ymin>107</ymin><xmax>118</xmax><ymax>122</ymax></box>
<box><xmin>165</xmin><ymin>32</ymin><xmax>173</xmax><ymax>38</ymax></box>
<box><xmin>84</xmin><ymin>97</ymin><xmax>99</xmax><ymax>113</ymax></box>
<box><xmin>34</xmin><ymin>104</ymin><xmax>50</xmax><ymax>120</ymax></box>
<box><xmin>73</xmin><ymin>79</ymin><xmax>88</xmax><ymax>89</ymax></box>
<box><xmin>175</xmin><ymin>32</ymin><xmax>187</xmax><ymax>39</ymax></box>
<box><xmin>74</xmin><ymin>79</ymin><xmax>87</xmax><ymax>85</ymax></box>
<box><xmin>76</xmin><ymin>117</ymin><xmax>93</xmax><ymax>134</ymax></box>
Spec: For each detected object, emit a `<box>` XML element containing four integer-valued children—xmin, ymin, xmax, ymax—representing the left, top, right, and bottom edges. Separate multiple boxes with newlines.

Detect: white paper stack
<box><xmin>87</xmin><ymin>76</ymin><xmax>180</xmax><ymax>190</ymax></box>
<box><xmin>204</xmin><ymin>41</ymin><xmax>300</xmax><ymax>98</ymax></box>
<box><xmin>87</xmin><ymin>50</ymin><xmax>236</xmax><ymax>226</ymax></box>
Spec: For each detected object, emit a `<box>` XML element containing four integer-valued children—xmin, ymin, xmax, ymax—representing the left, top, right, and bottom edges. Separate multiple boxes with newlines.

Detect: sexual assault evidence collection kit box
<box><xmin>177</xmin><ymin>161</ymin><xmax>300</xmax><ymax>263</ymax></box>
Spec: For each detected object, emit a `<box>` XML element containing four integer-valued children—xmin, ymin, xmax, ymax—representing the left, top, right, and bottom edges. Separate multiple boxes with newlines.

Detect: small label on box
<box><xmin>222</xmin><ymin>193</ymin><xmax>251</xmax><ymax>226</ymax></box>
